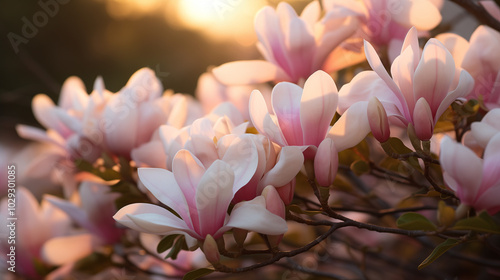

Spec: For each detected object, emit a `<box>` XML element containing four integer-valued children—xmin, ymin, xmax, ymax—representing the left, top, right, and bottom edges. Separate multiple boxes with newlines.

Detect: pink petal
<box><xmin>439</xmin><ymin>137</ymin><xmax>483</xmax><ymax>205</ymax></box>
<box><xmin>213</xmin><ymin>61</ymin><xmax>289</xmax><ymax>85</ymax></box>
<box><xmin>114</xmin><ymin>203</ymin><xmax>194</xmax><ymax>237</ymax></box>
<box><xmin>221</xmin><ymin>135</ymin><xmax>259</xmax><ymax>193</ymax></box>
<box><xmin>300</xmin><ymin>70</ymin><xmax>339</xmax><ymax>146</ymax></box>
<box><xmin>184</xmin><ymin>135</ymin><xmax>218</xmax><ymax>168</ymax></box>
<box><xmin>44</xmin><ymin>194</ymin><xmax>91</xmax><ymax>232</ymax></box>
<box><xmin>272</xmin><ymin>82</ymin><xmax>304</xmax><ymax>145</ymax></box>
<box><xmin>58</xmin><ymin>76</ymin><xmax>88</xmax><ymax>110</ymax></box>
<box><xmin>103</xmin><ymin>95</ymin><xmax>138</xmax><ymax>157</ymax></box>
<box><xmin>434</xmin><ymin>69</ymin><xmax>474</xmax><ymax>120</ymax></box>
<box><xmin>220</xmin><ymin>196</ymin><xmax>287</xmax><ymax>236</ymax></box>
<box><xmin>258</xmin><ymin>146</ymin><xmax>304</xmax><ymax>194</ymax></box>
<box><xmin>300</xmin><ymin>0</ymin><xmax>320</xmax><ymax>28</ymax></box>
<box><xmin>131</xmin><ymin>140</ymin><xmax>167</xmax><ymax>168</ymax></box>
<box><xmin>249</xmin><ymin>90</ymin><xmax>287</xmax><ymax>146</ymax></box>
<box><xmin>137</xmin><ymin>168</ymin><xmax>191</xmax><ymax>224</ymax></box>
<box><xmin>475</xmin><ymin>183</ymin><xmax>500</xmax><ymax>214</ymax></box>
<box><xmin>166</xmin><ymin>95</ymin><xmax>188</xmax><ymax>128</ymax></box>
<box><xmin>367</xmin><ymin>97</ymin><xmax>390</xmax><ymax>142</ymax></box>
<box><xmin>123</xmin><ymin>68</ymin><xmax>163</xmax><ymax>101</ymax></box>
<box><xmin>337</xmin><ymin>71</ymin><xmax>405</xmax><ymax>118</ymax></box>
<box><xmin>196</xmin><ymin>160</ymin><xmax>235</xmax><ymax>237</ymax></box>
<box><xmin>413</xmin><ymin>98</ymin><xmax>434</xmax><ymax>141</ymax></box>
<box><xmin>33</xmin><ymin>94</ymin><xmax>71</xmax><ymax>136</ymax></box>
<box><xmin>328</xmin><ymin>101</ymin><xmax>370</xmax><ymax>152</ymax></box>
<box><xmin>390</xmin><ymin>44</ymin><xmax>418</xmax><ymax>114</ymax></box>
<box><xmin>314</xmin><ymin>138</ymin><xmax>338</xmax><ymax>186</ymax></box>
<box><xmin>173</xmin><ymin>150</ymin><xmax>206</xmax><ymax>212</ymax></box>
<box><xmin>16</xmin><ymin>125</ymin><xmax>65</xmax><ymax>148</ymax></box>
<box><xmin>413</xmin><ymin>39</ymin><xmax>456</xmax><ymax>116</ymax></box>
<box><xmin>364</xmin><ymin>40</ymin><xmax>406</xmax><ymax>110</ymax></box>
<box><xmin>479</xmin><ymin>133</ymin><xmax>500</xmax><ymax>193</ymax></box>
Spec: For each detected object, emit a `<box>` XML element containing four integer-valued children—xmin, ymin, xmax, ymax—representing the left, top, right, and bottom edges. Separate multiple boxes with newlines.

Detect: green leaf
<box><xmin>396</xmin><ymin>212</ymin><xmax>437</xmax><ymax>231</ymax></box>
<box><xmin>157</xmin><ymin>234</ymin><xmax>180</xmax><ymax>254</ymax></box>
<box><xmin>418</xmin><ymin>239</ymin><xmax>460</xmax><ymax>270</ymax></box>
<box><xmin>183</xmin><ymin>268</ymin><xmax>215</xmax><ymax>280</ymax></box>
<box><xmin>452</xmin><ymin>211</ymin><xmax>500</xmax><ymax>234</ymax></box>
<box><xmin>381</xmin><ymin>137</ymin><xmax>413</xmax><ymax>155</ymax></box>
<box><xmin>165</xmin><ymin>236</ymin><xmax>188</xmax><ymax>260</ymax></box>
<box><xmin>287</xmin><ymin>204</ymin><xmax>322</xmax><ymax>216</ymax></box>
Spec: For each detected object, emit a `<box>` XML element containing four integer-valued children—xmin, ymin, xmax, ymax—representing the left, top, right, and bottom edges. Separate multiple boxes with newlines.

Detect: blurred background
<box><xmin>0</xmin><ymin>0</ymin><xmax>478</xmax><ymax>150</ymax></box>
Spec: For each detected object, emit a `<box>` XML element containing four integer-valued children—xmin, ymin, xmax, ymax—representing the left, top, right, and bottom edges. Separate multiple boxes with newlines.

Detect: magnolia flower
<box><xmin>41</xmin><ymin>182</ymin><xmax>123</xmax><ymax>266</ymax></box>
<box><xmin>437</xmin><ymin>25</ymin><xmax>500</xmax><ymax>109</ymax></box>
<box><xmin>440</xmin><ymin>135</ymin><xmax>500</xmax><ymax>215</ymax></box>
<box><xmin>0</xmin><ymin>188</ymin><xmax>71</xmax><ymax>279</ymax></box>
<box><xmin>102</xmin><ymin>68</ymin><xmax>170</xmax><ymax>158</ymax></box>
<box><xmin>469</xmin><ymin>108</ymin><xmax>500</xmax><ymax>148</ymax></box>
<box><xmin>195</xmin><ymin>72</ymin><xmax>272</xmax><ymax>122</ymax></box>
<box><xmin>338</xmin><ymin>27</ymin><xmax>474</xmax><ymax>141</ymax></box>
<box><xmin>322</xmin><ymin>0</ymin><xmax>442</xmax><ymax>64</ymax></box>
<box><xmin>114</xmin><ymin>150</ymin><xmax>288</xmax><ymax>245</ymax></box>
<box><xmin>130</xmin><ymin>93</ymin><xmax>203</xmax><ymax>168</ymax></box>
<box><xmin>213</xmin><ymin>1</ymin><xmax>357</xmax><ymax>85</ymax></box>
<box><xmin>16</xmin><ymin>76</ymin><xmax>110</xmax><ymax>196</ymax></box>
<box><xmin>250</xmin><ymin>70</ymin><xmax>370</xmax><ymax>158</ymax></box>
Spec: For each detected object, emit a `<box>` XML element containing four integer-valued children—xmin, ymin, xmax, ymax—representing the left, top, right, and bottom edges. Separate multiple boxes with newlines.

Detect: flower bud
<box><xmin>202</xmin><ymin>234</ymin><xmax>220</xmax><ymax>264</ymax></box>
<box><xmin>262</xmin><ymin>185</ymin><xmax>286</xmax><ymax>247</ymax></box>
<box><xmin>277</xmin><ymin>179</ymin><xmax>295</xmax><ymax>205</ymax></box>
<box><xmin>314</xmin><ymin>138</ymin><xmax>338</xmax><ymax>187</ymax></box>
<box><xmin>413</xmin><ymin>98</ymin><xmax>434</xmax><ymax>141</ymax></box>
<box><xmin>367</xmin><ymin>96</ymin><xmax>390</xmax><ymax>142</ymax></box>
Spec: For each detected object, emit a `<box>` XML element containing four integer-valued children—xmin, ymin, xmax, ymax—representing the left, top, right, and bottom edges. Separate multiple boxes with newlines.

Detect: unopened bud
<box><xmin>262</xmin><ymin>185</ymin><xmax>285</xmax><ymax>247</ymax></box>
<box><xmin>202</xmin><ymin>235</ymin><xmax>220</xmax><ymax>264</ymax></box>
<box><xmin>413</xmin><ymin>98</ymin><xmax>434</xmax><ymax>141</ymax></box>
<box><xmin>314</xmin><ymin>138</ymin><xmax>338</xmax><ymax>187</ymax></box>
<box><xmin>277</xmin><ymin>179</ymin><xmax>295</xmax><ymax>205</ymax></box>
<box><xmin>367</xmin><ymin>96</ymin><xmax>390</xmax><ymax>142</ymax></box>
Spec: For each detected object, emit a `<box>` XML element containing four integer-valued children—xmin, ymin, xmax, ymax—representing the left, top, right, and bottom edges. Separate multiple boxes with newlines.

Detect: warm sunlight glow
<box><xmin>167</xmin><ymin>0</ymin><xmax>267</xmax><ymax>45</ymax></box>
<box><xmin>100</xmin><ymin>0</ymin><xmax>162</xmax><ymax>19</ymax></box>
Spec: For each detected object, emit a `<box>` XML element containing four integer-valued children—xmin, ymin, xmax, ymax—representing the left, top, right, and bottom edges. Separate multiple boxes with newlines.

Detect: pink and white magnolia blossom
<box><xmin>103</xmin><ymin>68</ymin><xmax>179</xmax><ymax>158</ymax></box>
<box><xmin>469</xmin><ymin>108</ymin><xmax>500</xmax><ymax>148</ymax></box>
<box><xmin>250</xmin><ymin>70</ymin><xmax>370</xmax><ymax>158</ymax></box>
<box><xmin>322</xmin><ymin>0</ymin><xmax>442</xmax><ymax>64</ymax></box>
<box><xmin>213</xmin><ymin>1</ymin><xmax>357</xmax><ymax>85</ymax></box>
<box><xmin>0</xmin><ymin>188</ymin><xmax>71</xmax><ymax>279</ymax></box>
<box><xmin>41</xmin><ymin>182</ymin><xmax>123</xmax><ymax>266</ymax></box>
<box><xmin>156</xmin><ymin>103</ymin><xmax>250</xmax><ymax>170</ymax></box>
<box><xmin>440</xmin><ymin>135</ymin><xmax>500</xmax><ymax>215</ymax></box>
<box><xmin>195</xmin><ymin>72</ymin><xmax>272</xmax><ymax>122</ymax></box>
<box><xmin>338</xmin><ymin>27</ymin><xmax>474</xmax><ymax>141</ymax></box>
<box><xmin>114</xmin><ymin>150</ymin><xmax>288</xmax><ymax>245</ymax></box>
<box><xmin>154</xmin><ymin>109</ymin><xmax>304</xmax><ymax>204</ymax></box>
<box><xmin>16</xmin><ymin>76</ymin><xmax>110</xmax><ymax>196</ymax></box>
<box><xmin>130</xmin><ymin>93</ymin><xmax>203</xmax><ymax>169</ymax></box>
<box><xmin>437</xmin><ymin>25</ymin><xmax>500</xmax><ymax>109</ymax></box>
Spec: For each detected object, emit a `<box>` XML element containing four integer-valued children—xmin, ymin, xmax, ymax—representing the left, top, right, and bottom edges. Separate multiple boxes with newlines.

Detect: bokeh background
<box><xmin>0</xmin><ymin>0</ymin><xmax>479</xmax><ymax>154</ymax></box>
